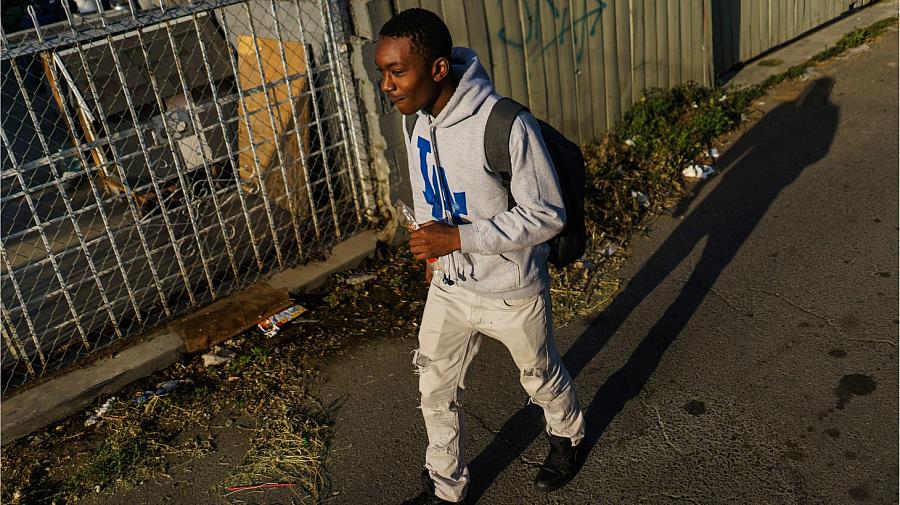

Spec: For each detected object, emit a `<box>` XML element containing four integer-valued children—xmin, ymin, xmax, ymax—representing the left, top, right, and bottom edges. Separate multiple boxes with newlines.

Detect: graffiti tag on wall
<box><xmin>498</xmin><ymin>0</ymin><xmax>607</xmax><ymax>63</ymax></box>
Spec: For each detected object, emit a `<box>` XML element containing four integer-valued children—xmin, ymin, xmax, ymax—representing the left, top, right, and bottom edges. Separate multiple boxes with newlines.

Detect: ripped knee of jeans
<box><xmin>521</xmin><ymin>365</ymin><xmax>564</xmax><ymax>406</ymax></box>
<box><xmin>411</xmin><ymin>349</ymin><xmax>432</xmax><ymax>375</ymax></box>
<box><xmin>420</xmin><ymin>387</ymin><xmax>463</xmax><ymax>411</ymax></box>
<box><xmin>522</xmin><ymin>367</ymin><xmax>546</xmax><ymax>379</ymax></box>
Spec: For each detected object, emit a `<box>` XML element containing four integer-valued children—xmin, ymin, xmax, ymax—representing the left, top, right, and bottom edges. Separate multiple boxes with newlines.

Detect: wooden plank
<box><xmin>564</xmin><ymin>0</ymin><xmax>588</xmax><ymax>143</ymax></box>
<box><xmin>499</xmin><ymin>0</ymin><xmax>529</xmax><ymax>105</ymax></box>
<box><xmin>761</xmin><ymin>0</ymin><xmax>770</xmax><ymax>53</ymax></box>
<box><xmin>601</xmin><ymin>0</ymin><xmax>621</xmax><ymax>126</ymax></box>
<box><xmin>679</xmin><ymin>0</ymin><xmax>692</xmax><ymax>83</ymax></box>
<box><xmin>520</xmin><ymin>0</ymin><xmax>549</xmax><ymax>124</ymax></box>
<box><xmin>552</xmin><ymin>0</ymin><xmax>581</xmax><ymax>140</ymax></box>
<box><xmin>482</xmin><ymin>0</ymin><xmax>509</xmax><ymax>96</ymax></box>
<box><xmin>175</xmin><ymin>282</ymin><xmax>292</xmax><ymax>352</ymax></box>
<box><xmin>739</xmin><ymin>0</ymin><xmax>751</xmax><ymax>62</ymax></box>
<box><xmin>568</xmin><ymin>0</ymin><xmax>593</xmax><ymax>142</ymax></box>
<box><xmin>441</xmin><ymin>0</ymin><xmax>470</xmax><ymax>48</ymax></box>
<box><xmin>803</xmin><ymin>0</ymin><xmax>813</xmax><ymax>33</ymax></box>
<box><xmin>710</xmin><ymin>0</ymin><xmax>721</xmax><ymax>77</ymax></box>
<box><xmin>702</xmin><ymin>0</ymin><xmax>714</xmax><ymax>85</ymax></box>
<box><xmin>787</xmin><ymin>0</ymin><xmax>796</xmax><ymax>41</ymax></box>
<box><xmin>691</xmin><ymin>0</ymin><xmax>703</xmax><ymax>84</ymax></box>
<box><xmin>665</xmin><ymin>0</ymin><xmax>680</xmax><ymax>86</ymax></box>
<box><xmin>655</xmin><ymin>0</ymin><xmax>669</xmax><ymax>90</ymax></box>
<box><xmin>749</xmin><ymin>0</ymin><xmax>759</xmax><ymax>58</ymax></box>
<box><xmin>537</xmin><ymin>0</ymin><xmax>564</xmax><ymax>131</ymax></box>
<box><xmin>642</xmin><ymin>0</ymin><xmax>658</xmax><ymax>90</ymax></box>
<box><xmin>615</xmin><ymin>0</ymin><xmax>631</xmax><ymax>114</ymax></box>
<box><xmin>631</xmin><ymin>0</ymin><xmax>645</xmax><ymax>104</ymax></box>
<box><xmin>464</xmin><ymin>0</ymin><xmax>494</xmax><ymax>80</ymax></box>
<box><xmin>812</xmin><ymin>0</ymin><xmax>819</xmax><ymax>32</ymax></box>
<box><xmin>587</xmin><ymin>0</ymin><xmax>609</xmax><ymax>136</ymax></box>
<box><xmin>778</xmin><ymin>0</ymin><xmax>788</xmax><ymax>47</ymax></box>
<box><xmin>768</xmin><ymin>0</ymin><xmax>776</xmax><ymax>49</ymax></box>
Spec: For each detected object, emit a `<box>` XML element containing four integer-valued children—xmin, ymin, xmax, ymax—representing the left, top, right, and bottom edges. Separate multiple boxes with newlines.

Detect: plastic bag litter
<box><xmin>600</xmin><ymin>243</ymin><xmax>620</xmax><ymax>257</ymax></box>
<box><xmin>345</xmin><ymin>273</ymin><xmax>376</xmax><ymax>286</ymax></box>
<box><xmin>202</xmin><ymin>348</ymin><xmax>236</xmax><ymax>367</ymax></box>
<box><xmin>258</xmin><ymin>305</ymin><xmax>308</xmax><ymax>337</ymax></box>
<box><xmin>683</xmin><ymin>164</ymin><xmax>717</xmax><ymax>180</ymax></box>
<box><xmin>708</xmin><ymin>148</ymin><xmax>719</xmax><ymax>160</ymax></box>
<box><xmin>84</xmin><ymin>397</ymin><xmax>116</xmax><ymax>427</ymax></box>
<box><xmin>133</xmin><ymin>379</ymin><xmax>192</xmax><ymax>405</ymax></box>
<box><xmin>631</xmin><ymin>190</ymin><xmax>650</xmax><ymax>208</ymax></box>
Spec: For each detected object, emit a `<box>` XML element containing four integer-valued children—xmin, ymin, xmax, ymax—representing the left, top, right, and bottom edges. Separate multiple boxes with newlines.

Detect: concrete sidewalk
<box><xmin>318</xmin><ymin>25</ymin><xmax>899</xmax><ymax>505</ymax></box>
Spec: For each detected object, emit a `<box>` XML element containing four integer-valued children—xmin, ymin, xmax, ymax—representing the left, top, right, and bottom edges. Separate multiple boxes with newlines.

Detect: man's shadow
<box><xmin>466</xmin><ymin>77</ymin><xmax>840</xmax><ymax>501</ymax></box>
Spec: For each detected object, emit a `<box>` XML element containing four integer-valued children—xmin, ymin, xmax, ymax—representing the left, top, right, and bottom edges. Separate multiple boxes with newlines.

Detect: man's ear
<box><xmin>431</xmin><ymin>56</ymin><xmax>450</xmax><ymax>82</ymax></box>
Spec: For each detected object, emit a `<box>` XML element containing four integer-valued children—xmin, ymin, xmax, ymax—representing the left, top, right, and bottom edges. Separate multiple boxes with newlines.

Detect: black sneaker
<box><xmin>534</xmin><ymin>434</ymin><xmax>579</xmax><ymax>492</ymax></box>
<box><xmin>401</xmin><ymin>470</ymin><xmax>458</xmax><ymax>504</ymax></box>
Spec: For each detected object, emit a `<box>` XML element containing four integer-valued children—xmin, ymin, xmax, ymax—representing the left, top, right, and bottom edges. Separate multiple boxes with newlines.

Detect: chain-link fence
<box><xmin>0</xmin><ymin>0</ymin><xmax>374</xmax><ymax>394</ymax></box>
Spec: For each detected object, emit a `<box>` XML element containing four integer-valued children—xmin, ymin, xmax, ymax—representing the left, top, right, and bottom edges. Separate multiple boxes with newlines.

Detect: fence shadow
<box><xmin>465</xmin><ymin>77</ymin><xmax>840</xmax><ymax>502</ymax></box>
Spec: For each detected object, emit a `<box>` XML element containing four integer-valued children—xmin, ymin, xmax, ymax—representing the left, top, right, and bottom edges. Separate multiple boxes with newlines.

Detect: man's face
<box><xmin>374</xmin><ymin>36</ymin><xmax>441</xmax><ymax>116</ymax></box>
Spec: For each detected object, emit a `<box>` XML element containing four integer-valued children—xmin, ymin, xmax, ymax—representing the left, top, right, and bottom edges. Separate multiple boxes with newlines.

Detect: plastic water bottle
<box><xmin>395</xmin><ymin>200</ymin><xmax>443</xmax><ymax>274</ymax></box>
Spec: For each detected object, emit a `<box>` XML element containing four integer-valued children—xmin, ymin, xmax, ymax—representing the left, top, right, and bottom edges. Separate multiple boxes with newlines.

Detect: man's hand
<box><xmin>409</xmin><ymin>221</ymin><xmax>461</xmax><ymax>260</ymax></box>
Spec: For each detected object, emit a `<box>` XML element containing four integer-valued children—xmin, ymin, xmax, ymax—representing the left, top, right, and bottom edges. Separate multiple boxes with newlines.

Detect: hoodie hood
<box><xmin>425</xmin><ymin>47</ymin><xmax>495</xmax><ymax>128</ymax></box>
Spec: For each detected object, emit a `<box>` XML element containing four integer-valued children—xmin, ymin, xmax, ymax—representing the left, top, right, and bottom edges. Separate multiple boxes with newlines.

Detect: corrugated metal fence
<box><xmin>0</xmin><ymin>0</ymin><xmax>374</xmax><ymax>393</ymax></box>
<box><xmin>388</xmin><ymin>0</ymin><xmax>876</xmax><ymax>143</ymax></box>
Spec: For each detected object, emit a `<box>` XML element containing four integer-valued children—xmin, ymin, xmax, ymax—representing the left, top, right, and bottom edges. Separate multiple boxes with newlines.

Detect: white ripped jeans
<box><xmin>413</xmin><ymin>279</ymin><xmax>585</xmax><ymax>502</ymax></box>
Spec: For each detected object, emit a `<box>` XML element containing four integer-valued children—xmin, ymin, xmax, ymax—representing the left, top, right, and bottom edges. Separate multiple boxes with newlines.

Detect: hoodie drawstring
<box><xmin>428</xmin><ymin>121</ymin><xmax>457</xmax><ymax>286</ymax></box>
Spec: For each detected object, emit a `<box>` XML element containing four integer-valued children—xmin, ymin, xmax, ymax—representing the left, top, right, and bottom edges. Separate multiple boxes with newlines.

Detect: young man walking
<box><xmin>374</xmin><ymin>8</ymin><xmax>586</xmax><ymax>504</ymax></box>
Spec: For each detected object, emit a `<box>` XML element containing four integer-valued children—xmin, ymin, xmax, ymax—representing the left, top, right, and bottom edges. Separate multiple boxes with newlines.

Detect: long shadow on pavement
<box><xmin>466</xmin><ymin>77</ymin><xmax>840</xmax><ymax>502</ymax></box>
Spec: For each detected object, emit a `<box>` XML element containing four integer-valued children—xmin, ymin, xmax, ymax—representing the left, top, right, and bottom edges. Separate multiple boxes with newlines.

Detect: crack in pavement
<box><xmin>639</xmin><ymin>398</ymin><xmax>681</xmax><ymax>453</ymax></box>
<box><xmin>748</xmin><ymin>286</ymin><xmax>898</xmax><ymax>348</ymax></box>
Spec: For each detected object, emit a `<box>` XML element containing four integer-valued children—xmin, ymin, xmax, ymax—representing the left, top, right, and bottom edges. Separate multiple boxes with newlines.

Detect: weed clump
<box><xmin>548</xmin><ymin>82</ymin><xmax>760</xmax><ymax>322</ymax></box>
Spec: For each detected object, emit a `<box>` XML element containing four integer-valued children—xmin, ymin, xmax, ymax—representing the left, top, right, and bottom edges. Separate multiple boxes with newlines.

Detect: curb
<box><xmin>1</xmin><ymin>230</ymin><xmax>378</xmax><ymax>445</ymax></box>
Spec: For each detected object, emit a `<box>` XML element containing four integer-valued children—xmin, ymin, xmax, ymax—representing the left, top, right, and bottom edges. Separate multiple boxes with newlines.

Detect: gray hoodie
<box><xmin>405</xmin><ymin>47</ymin><xmax>565</xmax><ymax>299</ymax></box>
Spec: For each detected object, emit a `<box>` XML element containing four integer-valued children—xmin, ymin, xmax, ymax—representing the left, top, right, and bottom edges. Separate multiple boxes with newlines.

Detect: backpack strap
<box><xmin>404</xmin><ymin>114</ymin><xmax>418</xmax><ymax>142</ymax></box>
<box><xmin>485</xmin><ymin>97</ymin><xmax>528</xmax><ymax>210</ymax></box>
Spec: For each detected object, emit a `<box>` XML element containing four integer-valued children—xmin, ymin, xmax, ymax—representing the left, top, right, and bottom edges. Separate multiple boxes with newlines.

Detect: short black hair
<box><xmin>379</xmin><ymin>8</ymin><xmax>452</xmax><ymax>64</ymax></box>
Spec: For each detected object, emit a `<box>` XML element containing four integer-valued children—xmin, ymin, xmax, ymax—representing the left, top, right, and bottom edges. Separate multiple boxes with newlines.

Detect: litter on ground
<box><xmin>345</xmin><ymin>273</ymin><xmax>376</xmax><ymax>286</ymax></box>
<box><xmin>631</xmin><ymin>190</ymin><xmax>650</xmax><ymax>208</ymax></box>
<box><xmin>132</xmin><ymin>379</ymin><xmax>192</xmax><ymax>405</ymax></box>
<box><xmin>84</xmin><ymin>397</ymin><xmax>116</xmax><ymax>427</ymax></box>
<box><xmin>258</xmin><ymin>305</ymin><xmax>308</xmax><ymax>337</ymax></box>
<box><xmin>600</xmin><ymin>243</ymin><xmax>620</xmax><ymax>257</ymax></box>
<box><xmin>202</xmin><ymin>348</ymin><xmax>237</xmax><ymax>367</ymax></box>
<box><xmin>683</xmin><ymin>164</ymin><xmax>717</xmax><ymax>180</ymax></box>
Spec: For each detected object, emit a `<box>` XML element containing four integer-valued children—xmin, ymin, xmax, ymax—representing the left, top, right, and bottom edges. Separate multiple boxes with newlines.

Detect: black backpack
<box><xmin>484</xmin><ymin>98</ymin><xmax>586</xmax><ymax>268</ymax></box>
<box><xmin>403</xmin><ymin>99</ymin><xmax>586</xmax><ymax>268</ymax></box>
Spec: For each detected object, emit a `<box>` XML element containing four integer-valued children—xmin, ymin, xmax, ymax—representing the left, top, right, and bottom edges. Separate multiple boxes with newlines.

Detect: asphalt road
<box><xmin>319</xmin><ymin>28</ymin><xmax>899</xmax><ymax>504</ymax></box>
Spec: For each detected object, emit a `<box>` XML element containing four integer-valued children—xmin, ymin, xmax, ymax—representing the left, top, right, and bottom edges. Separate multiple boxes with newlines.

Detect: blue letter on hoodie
<box><xmin>417</xmin><ymin>137</ymin><xmax>467</xmax><ymax>224</ymax></box>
